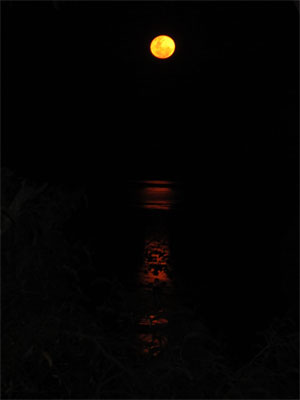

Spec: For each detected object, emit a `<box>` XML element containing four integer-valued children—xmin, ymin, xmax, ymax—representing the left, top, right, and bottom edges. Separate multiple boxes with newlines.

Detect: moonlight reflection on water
<box><xmin>133</xmin><ymin>181</ymin><xmax>177</xmax><ymax>357</ymax></box>
<box><xmin>129</xmin><ymin>180</ymin><xmax>180</xmax><ymax>211</ymax></box>
<box><xmin>137</xmin><ymin>229</ymin><xmax>172</xmax><ymax>357</ymax></box>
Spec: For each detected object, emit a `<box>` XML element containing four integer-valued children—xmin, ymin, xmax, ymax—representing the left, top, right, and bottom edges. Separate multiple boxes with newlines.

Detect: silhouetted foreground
<box><xmin>2</xmin><ymin>168</ymin><xmax>299</xmax><ymax>399</ymax></box>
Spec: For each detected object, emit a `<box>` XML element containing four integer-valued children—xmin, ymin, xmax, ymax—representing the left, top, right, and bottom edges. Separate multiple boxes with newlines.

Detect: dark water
<box><xmin>80</xmin><ymin>178</ymin><xmax>290</xmax><ymax>362</ymax></box>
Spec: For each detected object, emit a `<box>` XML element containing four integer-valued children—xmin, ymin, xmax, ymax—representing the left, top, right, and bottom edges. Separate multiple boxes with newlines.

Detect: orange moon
<box><xmin>150</xmin><ymin>35</ymin><xmax>175</xmax><ymax>59</ymax></box>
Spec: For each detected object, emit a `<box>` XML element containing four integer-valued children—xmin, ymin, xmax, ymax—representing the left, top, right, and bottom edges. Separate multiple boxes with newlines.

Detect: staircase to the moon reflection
<box><xmin>137</xmin><ymin>226</ymin><xmax>173</xmax><ymax>357</ymax></box>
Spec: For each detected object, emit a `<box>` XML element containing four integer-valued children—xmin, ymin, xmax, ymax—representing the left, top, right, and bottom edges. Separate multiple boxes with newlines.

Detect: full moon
<box><xmin>150</xmin><ymin>35</ymin><xmax>175</xmax><ymax>59</ymax></box>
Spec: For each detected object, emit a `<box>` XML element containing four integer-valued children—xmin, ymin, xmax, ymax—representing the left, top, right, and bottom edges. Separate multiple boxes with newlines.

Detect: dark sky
<box><xmin>3</xmin><ymin>1</ymin><xmax>299</xmax><ymax>187</ymax></box>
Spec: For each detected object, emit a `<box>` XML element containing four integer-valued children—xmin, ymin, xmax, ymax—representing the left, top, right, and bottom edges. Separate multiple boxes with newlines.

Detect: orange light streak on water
<box><xmin>138</xmin><ymin>333</ymin><xmax>168</xmax><ymax>357</ymax></box>
<box><xmin>137</xmin><ymin>228</ymin><xmax>172</xmax><ymax>357</ymax></box>
<box><xmin>134</xmin><ymin>181</ymin><xmax>176</xmax><ymax>357</ymax></box>
<box><xmin>140</xmin><ymin>185</ymin><xmax>176</xmax><ymax>210</ymax></box>
<box><xmin>139</xmin><ymin>237</ymin><xmax>172</xmax><ymax>289</ymax></box>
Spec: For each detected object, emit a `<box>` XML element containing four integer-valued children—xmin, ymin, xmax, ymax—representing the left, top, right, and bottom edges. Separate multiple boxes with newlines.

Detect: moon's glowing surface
<box><xmin>150</xmin><ymin>35</ymin><xmax>175</xmax><ymax>59</ymax></box>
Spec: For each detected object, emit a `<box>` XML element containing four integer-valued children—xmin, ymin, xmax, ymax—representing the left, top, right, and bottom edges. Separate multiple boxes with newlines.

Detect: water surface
<box><xmin>129</xmin><ymin>180</ymin><xmax>180</xmax><ymax>357</ymax></box>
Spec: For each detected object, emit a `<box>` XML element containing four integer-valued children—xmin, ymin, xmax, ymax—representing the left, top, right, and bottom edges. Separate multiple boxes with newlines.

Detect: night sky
<box><xmin>3</xmin><ymin>1</ymin><xmax>298</xmax><ymax>185</ymax></box>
